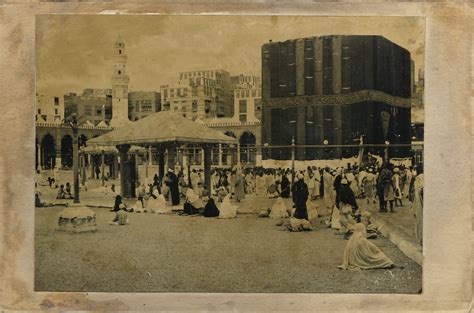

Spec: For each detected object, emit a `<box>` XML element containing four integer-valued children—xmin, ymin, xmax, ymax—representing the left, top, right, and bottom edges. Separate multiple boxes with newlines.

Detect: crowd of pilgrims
<box><xmin>107</xmin><ymin>162</ymin><xmax>423</xmax><ymax>270</ymax></box>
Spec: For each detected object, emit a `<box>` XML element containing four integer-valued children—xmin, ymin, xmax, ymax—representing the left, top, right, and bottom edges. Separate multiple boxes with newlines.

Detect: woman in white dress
<box><xmin>269</xmin><ymin>197</ymin><xmax>289</xmax><ymax>219</ymax></box>
<box><xmin>218</xmin><ymin>194</ymin><xmax>237</xmax><ymax>219</ymax></box>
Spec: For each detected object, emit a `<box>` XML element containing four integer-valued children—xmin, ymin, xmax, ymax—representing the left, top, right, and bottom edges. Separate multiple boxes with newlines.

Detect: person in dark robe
<box><xmin>291</xmin><ymin>173</ymin><xmax>309</xmax><ymax>220</ymax></box>
<box><xmin>319</xmin><ymin>169</ymin><xmax>325</xmax><ymax>198</ymax></box>
<box><xmin>203</xmin><ymin>197</ymin><xmax>220</xmax><ymax>217</ymax></box>
<box><xmin>153</xmin><ymin>174</ymin><xmax>160</xmax><ymax>190</ymax></box>
<box><xmin>168</xmin><ymin>169</ymin><xmax>180</xmax><ymax>206</ymax></box>
<box><xmin>333</xmin><ymin>171</ymin><xmax>343</xmax><ymax>208</ymax></box>
<box><xmin>280</xmin><ymin>174</ymin><xmax>290</xmax><ymax>198</ymax></box>
<box><xmin>112</xmin><ymin>195</ymin><xmax>124</xmax><ymax>212</ymax></box>
<box><xmin>337</xmin><ymin>181</ymin><xmax>359</xmax><ymax>213</ymax></box>
<box><xmin>377</xmin><ymin>163</ymin><xmax>393</xmax><ymax>213</ymax></box>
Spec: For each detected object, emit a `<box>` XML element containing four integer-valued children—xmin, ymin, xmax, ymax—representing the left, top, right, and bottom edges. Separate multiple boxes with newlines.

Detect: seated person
<box><xmin>218</xmin><ymin>194</ymin><xmax>237</xmax><ymax>219</ymax></box>
<box><xmin>217</xmin><ymin>186</ymin><xmax>228</xmax><ymax>203</ymax></box>
<box><xmin>267</xmin><ymin>183</ymin><xmax>279</xmax><ymax>199</ymax></box>
<box><xmin>203</xmin><ymin>197</ymin><xmax>220</xmax><ymax>217</ymax></box>
<box><xmin>338</xmin><ymin>223</ymin><xmax>396</xmax><ymax>270</ymax></box>
<box><xmin>112</xmin><ymin>195</ymin><xmax>126</xmax><ymax>212</ymax></box>
<box><xmin>56</xmin><ymin>185</ymin><xmax>66</xmax><ymax>199</ymax></box>
<box><xmin>269</xmin><ymin>197</ymin><xmax>289</xmax><ymax>219</ymax></box>
<box><xmin>109</xmin><ymin>204</ymin><xmax>129</xmax><ymax>225</ymax></box>
<box><xmin>200</xmin><ymin>186</ymin><xmax>210</xmax><ymax>201</ymax></box>
<box><xmin>148</xmin><ymin>189</ymin><xmax>170</xmax><ymax>214</ymax></box>
<box><xmin>306</xmin><ymin>199</ymin><xmax>319</xmax><ymax>220</ymax></box>
<box><xmin>35</xmin><ymin>191</ymin><xmax>54</xmax><ymax>207</ymax></box>
<box><xmin>183</xmin><ymin>188</ymin><xmax>203</xmax><ymax>215</ymax></box>
<box><xmin>65</xmin><ymin>182</ymin><xmax>73</xmax><ymax>199</ymax></box>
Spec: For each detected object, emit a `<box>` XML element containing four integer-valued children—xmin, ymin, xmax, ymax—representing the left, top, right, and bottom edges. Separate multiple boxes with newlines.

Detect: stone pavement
<box><xmin>363</xmin><ymin>200</ymin><xmax>423</xmax><ymax>265</ymax></box>
<box><xmin>36</xmin><ymin>170</ymin><xmax>422</xmax><ymax>265</ymax></box>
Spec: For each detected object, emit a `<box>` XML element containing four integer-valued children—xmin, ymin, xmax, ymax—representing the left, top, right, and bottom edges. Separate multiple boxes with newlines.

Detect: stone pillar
<box><xmin>117</xmin><ymin>144</ymin><xmax>130</xmax><ymax>198</ymax></box>
<box><xmin>156</xmin><ymin>147</ymin><xmax>165</xmax><ymax>179</ymax></box>
<box><xmin>167</xmin><ymin>145</ymin><xmax>176</xmax><ymax>171</ymax></box>
<box><xmin>113</xmin><ymin>154</ymin><xmax>118</xmax><ymax>179</ymax></box>
<box><xmin>237</xmin><ymin>143</ymin><xmax>241</xmax><ymax>166</ymax></box>
<box><xmin>134</xmin><ymin>152</ymin><xmax>139</xmax><ymax>186</ymax></box>
<box><xmin>218</xmin><ymin>144</ymin><xmax>223</xmax><ymax>166</ymax></box>
<box><xmin>81</xmin><ymin>154</ymin><xmax>87</xmax><ymax>186</ymax></box>
<box><xmin>36</xmin><ymin>143</ymin><xmax>42</xmax><ymax>171</ymax></box>
<box><xmin>87</xmin><ymin>154</ymin><xmax>95</xmax><ymax>179</ymax></box>
<box><xmin>148</xmin><ymin>146</ymin><xmax>153</xmax><ymax>166</ymax></box>
<box><xmin>72</xmin><ymin>130</ymin><xmax>79</xmax><ymax>203</ymax></box>
<box><xmin>203</xmin><ymin>145</ymin><xmax>212</xmax><ymax>192</ymax></box>
<box><xmin>101</xmin><ymin>150</ymin><xmax>105</xmax><ymax>186</ymax></box>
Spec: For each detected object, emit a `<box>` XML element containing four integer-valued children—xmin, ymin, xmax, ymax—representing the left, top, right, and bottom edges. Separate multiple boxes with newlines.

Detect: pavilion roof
<box><xmin>80</xmin><ymin>145</ymin><xmax>145</xmax><ymax>154</ymax></box>
<box><xmin>88</xmin><ymin>111</ymin><xmax>237</xmax><ymax>146</ymax></box>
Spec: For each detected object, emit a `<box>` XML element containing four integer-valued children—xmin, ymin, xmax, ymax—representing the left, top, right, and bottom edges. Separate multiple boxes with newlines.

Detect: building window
<box><xmin>239</xmin><ymin>114</ymin><xmax>247</xmax><ymax>123</ymax></box>
<box><xmin>239</xmin><ymin>100</ymin><xmax>247</xmax><ymax>113</ymax></box>
<box><xmin>119</xmin><ymin>50</ymin><xmax>122</xmax><ymax>55</ymax></box>
<box><xmin>38</xmin><ymin>109</ymin><xmax>41</xmax><ymax>114</ymax></box>
<box><xmin>96</xmin><ymin>109</ymin><xmax>101</xmax><ymax>115</ymax></box>
<box><xmin>192</xmin><ymin>101</ymin><xmax>198</xmax><ymax>112</ymax></box>
<box><xmin>118</xmin><ymin>70</ymin><xmax>121</xmax><ymax>75</ymax></box>
<box><xmin>54</xmin><ymin>97</ymin><xmax>59</xmax><ymax>105</ymax></box>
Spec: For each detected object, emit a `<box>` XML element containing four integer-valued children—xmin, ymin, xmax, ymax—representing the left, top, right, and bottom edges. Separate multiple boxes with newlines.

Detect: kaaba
<box><xmin>261</xmin><ymin>35</ymin><xmax>412</xmax><ymax>160</ymax></box>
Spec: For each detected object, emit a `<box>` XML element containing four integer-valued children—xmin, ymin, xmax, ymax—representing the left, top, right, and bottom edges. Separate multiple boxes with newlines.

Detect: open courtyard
<box><xmin>35</xmin><ymin>171</ymin><xmax>422</xmax><ymax>294</ymax></box>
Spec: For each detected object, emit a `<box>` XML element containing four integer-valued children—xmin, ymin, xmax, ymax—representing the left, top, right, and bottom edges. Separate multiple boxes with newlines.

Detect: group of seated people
<box><xmin>56</xmin><ymin>183</ymin><xmax>74</xmax><ymax>199</ymax></box>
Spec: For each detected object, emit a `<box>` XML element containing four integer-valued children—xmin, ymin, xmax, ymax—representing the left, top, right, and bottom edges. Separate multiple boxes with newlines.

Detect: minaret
<box><xmin>109</xmin><ymin>36</ymin><xmax>130</xmax><ymax>128</ymax></box>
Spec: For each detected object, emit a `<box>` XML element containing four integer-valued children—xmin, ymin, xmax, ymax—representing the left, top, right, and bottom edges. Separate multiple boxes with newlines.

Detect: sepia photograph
<box><xmin>34</xmin><ymin>15</ymin><xmax>425</xmax><ymax>294</ymax></box>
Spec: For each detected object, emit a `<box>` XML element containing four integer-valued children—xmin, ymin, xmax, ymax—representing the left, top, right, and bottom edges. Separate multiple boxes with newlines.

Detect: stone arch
<box><xmin>41</xmin><ymin>134</ymin><xmax>56</xmax><ymax>169</ymax></box>
<box><xmin>61</xmin><ymin>135</ymin><xmax>73</xmax><ymax>169</ymax></box>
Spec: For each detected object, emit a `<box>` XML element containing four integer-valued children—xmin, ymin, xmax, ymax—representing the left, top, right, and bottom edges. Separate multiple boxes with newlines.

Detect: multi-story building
<box><xmin>261</xmin><ymin>35</ymin><xmax>412</xmax><ymax>160</ymax></box>
<box><xmin>64</xmin><ymin>89</ymin><xmax>113</xmax><ymax>126</ymax></box>
<box><xmin>36</xmin><ymin>94</ymin><xmax>64</xmax><ymax>123</ymax></box>
<box><xmin>128</xmin><ymin>91</ymin><xmax>161</xmax><ymax>121</ymax></box>
<box><xmin>160</xmin><ymin>69</ymin><xmax>232</xmax><ymax>119</ymax></box>
<box><xmin>230</xmin><ymin>74</ymin><xmax>261</xmax><ymax>90</ymax></box>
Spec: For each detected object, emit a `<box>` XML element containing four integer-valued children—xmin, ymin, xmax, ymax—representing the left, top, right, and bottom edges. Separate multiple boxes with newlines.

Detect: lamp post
<box><xmin>66</xmin><ymin>113</ymin><xmax>80</xmax><ymax>203</ymax></box>
<box><xmin>384</xmin><ymin>140</ymin><xmax>390</xmax><ymax>162</ymax></box>
<box><xmin>323</xmin><ymin>139</ymin><xmax>328</xmax><ymax>160</ymax></box>
<box><xmin>291</xmin><ymin>137</ymin><xmax>295</xmax><ymax>185</ymax></box>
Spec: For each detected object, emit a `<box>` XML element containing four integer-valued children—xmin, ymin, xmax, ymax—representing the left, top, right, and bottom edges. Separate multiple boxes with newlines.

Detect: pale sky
<box><xmin>36</xmin><ymin>15</ymin><xmax>425</xmax><ymax>96</ymax></box>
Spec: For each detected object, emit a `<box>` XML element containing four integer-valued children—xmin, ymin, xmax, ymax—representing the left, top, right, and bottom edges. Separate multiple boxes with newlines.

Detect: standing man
<box><xmin>233</xmin><ymin>169</ymin><xmax>245</xmax><ymax>202</ymax></box>
<box><xmin>292</xmin><ymin>173</ymin><xmax>309</xmax><ymax>220</ymax></box>
<box><xmin>95</xmin><ymin>165</ymin><xmax>101</xmax><ymax>180</ymax></box>
<box><xmin>323</xmin><ymin>167</ymin><xmax>334</xmax><ymax>210</ymax></box>
<box><xmin>411</xmin><ymin>166</ymin><xmax>424</xmax><ymax>245</ymax></box>
<box><xmin>377</xmin><ymin>163</ymin><xmax>394</xmax><ymax>213</ymax></box>
<box><xmin>168</xmin><ymin>168</ymin><xmax>180</xmax><ymax>206</ymax></box>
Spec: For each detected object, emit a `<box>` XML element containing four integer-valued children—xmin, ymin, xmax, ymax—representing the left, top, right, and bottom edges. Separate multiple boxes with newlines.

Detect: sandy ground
<box><xmin>35</xmin><ymin>204</ymin><xmax>422</xmax><ymax>293</ymax></box>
